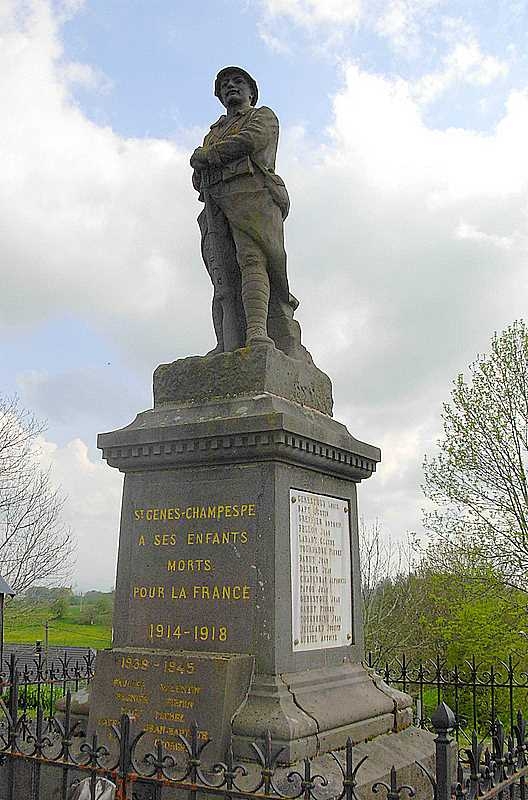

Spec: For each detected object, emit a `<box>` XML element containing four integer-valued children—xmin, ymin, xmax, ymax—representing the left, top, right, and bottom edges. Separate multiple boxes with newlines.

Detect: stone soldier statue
<box><xmin>191</xmin><ymin>66</ymin><xmax>310</xmax><ymax>361</ymax></box>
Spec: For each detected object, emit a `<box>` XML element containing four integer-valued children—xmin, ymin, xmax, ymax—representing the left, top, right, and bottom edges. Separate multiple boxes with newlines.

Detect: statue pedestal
<box><xmin>89</xmin><ymin>344</ymin><xmax>413</xmax><ymax>763</ymax></box>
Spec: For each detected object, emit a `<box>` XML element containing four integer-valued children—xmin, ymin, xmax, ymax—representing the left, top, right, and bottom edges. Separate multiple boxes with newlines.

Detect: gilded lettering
<box><xmin>137</xmin><ymin>504</ymin><xmax>255</xmax><ymax>523</ymax></box>
<box><xmin>112</xmin><ymin>678</ymin><xmax>145</xmax><ymax>689</ymax></box>
<box><xmin>154</xmin><ymin>738</ymin><xmax>186</xmax><ymax>752</ymax></box>
<box><xmin>115</xmin><ymin>692</ymin><xmax>149</xmax><ymax>704</ymax></box>
<box><xmin>133</xmin><ymin>585</ymin><xmax>165</xmax><ymax>600</ymax></box>
<box><xmin>192</xmin><ymin>584</ymin><xmax>250</xmax><ymax>600</ymax></box>
<box><xmin>159</xmin><ymin>683</ymin><xmax>201</xmax><ymax>695</ymax></box>
<box><xmin>154</xmin><ymin>534</ymin><xmax>177</xmax><ymax>546</ymax></box>
<box><xmin>98</xmin><ymin>718</ymin><xmax>119</xmax><ymax>727</ymax></box>
<box><xmin>186</xmin><ymin>530</ymin><xmax>248</xmax><ymax>545</ymax></box>
<box><xmin>166</xmin><ymin>697</ymin><xmax>194</xmax><ymax>709</ymax></box>
<box><xmin>154</xmin><ymin>710</ymin><xmax>185</xmax><ymax>722</ymax></box>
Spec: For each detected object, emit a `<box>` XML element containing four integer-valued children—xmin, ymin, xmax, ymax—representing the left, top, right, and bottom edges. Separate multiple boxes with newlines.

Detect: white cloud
<box><xmin>259</xmin><ymin>0</ymin><xmax>444</xmax><ymax>53</ymax></box>
<box><xmin>415</xmin><ymin>36</ymin><xmax>509</xmax><ymax>104</ymax></box>
<box><xmin>373</xmin><ymin>0</ymin><xmax>443</xmax><ymax>53</ymax></box>
<box><xmin>55</xmin><ymin>0</ymin><xmax>86</xmax><ymax>15</ymax></box>
<box><xmin>263</xmin><ymin>0</ymin><xmax>361</xmax><ymax>25</ymax></box>
<box><xmin>60</xmin><ymin>61</ymin><xmax>113</xmax><ymax>93</ymax></box>
<box><xmin>259</xmin><ymin>0</ymin><xmax>512</xmax><ymax>96</ymax></box>
<box><xmin>0</xmin><ymin>0</ymin><xmax>208</xmax><ymax>363</ymax></box>
<box><xmin>257</xmin><ymin>22</ymin><xmax>292</xmax><ymax>53</ymax></box>
<box><xmin>455</xmin><ymin>221</ymin><xmax>515</xmax><ymax>251</ymax></box>
<box><xmin>36</xmin><ymin>436</ymin><xmax>122</xmax><ymax>591</ymax></box>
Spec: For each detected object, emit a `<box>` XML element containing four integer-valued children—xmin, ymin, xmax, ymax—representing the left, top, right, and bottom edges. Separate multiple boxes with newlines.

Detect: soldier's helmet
<box><xmin>214</xmin><ymin>67</ymin><xmax>259</xmax><ymax>107</ymax></box>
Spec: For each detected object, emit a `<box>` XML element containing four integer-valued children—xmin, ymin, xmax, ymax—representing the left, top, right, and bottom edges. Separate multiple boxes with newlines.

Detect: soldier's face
<box><xmin>220</xmin><ymin>73</ymin><xmax>253</xmax><ymax>109</ymax></box>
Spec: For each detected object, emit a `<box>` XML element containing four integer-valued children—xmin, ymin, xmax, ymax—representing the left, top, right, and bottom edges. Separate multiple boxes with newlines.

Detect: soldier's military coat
<box><xmin>193</xmin><ymin>105</ymin><xmax>293</xmax><ymax>311</ymax></box>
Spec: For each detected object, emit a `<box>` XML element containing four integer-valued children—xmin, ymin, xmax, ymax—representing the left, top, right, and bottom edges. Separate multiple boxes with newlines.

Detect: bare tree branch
<box><xmin>0</xmin><ymin>395</ymin><xmax>74</xmax><ymax>593</ymax></box>
<box><xmin>360</xmin><ymin>518</ymin><xmax>428</xmax><ymax>661</ymax></box>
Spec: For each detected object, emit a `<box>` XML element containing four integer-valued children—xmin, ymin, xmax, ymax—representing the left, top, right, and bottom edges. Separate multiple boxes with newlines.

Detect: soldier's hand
<box><xmin>190</xmin><ymin>147</ymin><xmax>208</xmax><ymax>170</ymax></box>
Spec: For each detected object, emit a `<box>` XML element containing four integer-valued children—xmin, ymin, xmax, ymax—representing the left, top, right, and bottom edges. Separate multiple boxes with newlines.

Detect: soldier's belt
<box><xmin>201</xmin><ymin>156</ymin><xmax>254</xmax><ymax>188</ymax></box>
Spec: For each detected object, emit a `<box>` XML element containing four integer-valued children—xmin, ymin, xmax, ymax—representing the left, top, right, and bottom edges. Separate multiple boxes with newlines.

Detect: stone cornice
<box><xmin>98</xmin><ymin>393</ymin><xmax>381</xmax><ymax>481</ymax></box>
<box><xmin>100</xmin><ymin>426</ymin><xmax>378</xmax><ymax>481</ymax></box>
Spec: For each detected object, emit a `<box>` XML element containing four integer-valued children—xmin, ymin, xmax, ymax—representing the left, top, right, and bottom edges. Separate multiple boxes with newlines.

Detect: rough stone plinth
<box><xmin>153</xmin><ymin>343</ymin><xmax>333</xmax><ymax>415</ymax></box>
<box><xmin>89</xmin><ymin>648</ymin><xmax>254</xmax><ymax>764</ymax></box>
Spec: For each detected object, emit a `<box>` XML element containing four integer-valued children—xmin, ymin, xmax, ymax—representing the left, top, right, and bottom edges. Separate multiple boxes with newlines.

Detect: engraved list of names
<box><xmin>290</xmin><ymin>490</ymin><xmax>352</xmax><ymax>652</ymax></box>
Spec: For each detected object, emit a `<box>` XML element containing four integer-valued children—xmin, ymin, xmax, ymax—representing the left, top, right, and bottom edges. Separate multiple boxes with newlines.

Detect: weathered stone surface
<box><xmin>153</xmin><ymin>343</ymin><xmax>333</xmax><ymax>415</ymax></box>
<box><xmin>110</xmin><ymin>462</ymin><xmax>264</xmax><ymax>655</ymax></box>
<box><xmin>98</xmin><ymin>393</ymin><xmax>379</xmax><ymax>482</ymax></box>
<box><xmin>368</xmin><ymin>667</ymin><xmax>416</xmax><ymax>731</ymax></box>
<box><xmin>89</xmin><ymin>648</ymin><xmax>254</xmax><ymax>765</ymax></box>
<box><xmin>98</xmin><ymin>391</ymin><xmax>380</xmax><ymax>670</ymax></box>
<box><xmin>231</xmin><ymin>664</ymin><xmax>404</xmax><ymax>762</ymax></box>
<box><xmin>56</xmin><ymin>686</ymin><xmax>90</xmax><ymax>737</ymax></box>
<box><xmin>106</xmin><ymin>460</ymin><xmax>366</xmax><ymax>669</ymax></box>
<box><xmin>236</xmin><ymin>727</ymin><xmax>439</xmax><ymax>799</ymax></box>
<box><xmin>92</xmin><ymin>385</ymin><xmax>404</xmax><ymax>762</ymax></box>
<box><xmin>351</xmin><ymin>728</ymin><xmax>440</xmax><ymax>800</ymax></box>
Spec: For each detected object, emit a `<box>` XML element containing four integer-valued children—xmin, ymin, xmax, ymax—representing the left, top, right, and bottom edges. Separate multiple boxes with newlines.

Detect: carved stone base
<box><xmin>153</xmin><ymin>342</ymin><xmax>333</xmax><ymax>415</ymax></box>
<box><xmin>232</xmin><ymin>663</ymin><xmax>412</xmax><ymax>763</ymax></box>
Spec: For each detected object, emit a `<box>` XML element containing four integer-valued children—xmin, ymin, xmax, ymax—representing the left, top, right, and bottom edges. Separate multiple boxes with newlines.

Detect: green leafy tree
<box><xmin>79</xmin><ymin>591</ymin><xmax>114</xmax><ymax>626</ymax></box>
<box><xmin>423</xmin><ymin>320</ymin><xmax>528</xmax><ymax>590</ymax></box>
<box><xmin>410</xmin><ymin>543</ymin><xmax>528</xmax><ymax>729</ymax></box>
<box><xmin>416</xmin><ymin>545</ymin><xmax>528</xmax><ymax>664</ymax></box>
<box><xmin>50</xmin><ymin>588</ymin><xmax>72</xmax><ymax>619</ymax></box>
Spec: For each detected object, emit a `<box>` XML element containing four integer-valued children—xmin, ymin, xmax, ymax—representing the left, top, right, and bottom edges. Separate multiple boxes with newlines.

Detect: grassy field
<box><xmin>4</xmin><ymin>605</ymin><xmax>112</xmax><ymax>650</ymax></box>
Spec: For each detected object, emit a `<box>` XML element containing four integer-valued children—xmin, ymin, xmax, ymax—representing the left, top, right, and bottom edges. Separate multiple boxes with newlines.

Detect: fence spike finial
<box><xmin>431</xmin><ymin>702</ymin><xmax>456</xmax><ymax>731</ymax></box>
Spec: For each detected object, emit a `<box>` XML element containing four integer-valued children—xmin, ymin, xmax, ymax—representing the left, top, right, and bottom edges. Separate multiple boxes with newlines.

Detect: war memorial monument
<box><xmin>88</xmin><ymin>67</ymin><xmax>434</xmax><ymax>778</ymax></box>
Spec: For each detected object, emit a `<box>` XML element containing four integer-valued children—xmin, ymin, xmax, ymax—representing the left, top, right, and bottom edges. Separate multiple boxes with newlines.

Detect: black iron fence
<box><xmin>1</xmin><ymin>651</ymin><xmax>527</xmax><ymax>798</ymax></box>
<box><xmin>0</xmin><ymin>690</ymin><xmax>527</xmax><ymax>800</ymax></box>
<box><xmin>366</xmin><ymin>652</ymin><xmax>528</xmax><ymax>742</ymax></box>
<box><xmin>0</xmin><ymin>649</ymin><xmax>95</xmax><ymax>718</ymax></box>
<box><xmin>1</xmin><ymin>648</ymin><xmax>526</xmax><ymax>746</ymax></box>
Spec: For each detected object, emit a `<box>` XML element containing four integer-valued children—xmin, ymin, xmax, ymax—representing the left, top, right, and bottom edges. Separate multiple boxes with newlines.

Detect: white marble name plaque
<box><xmin>290</xmin><ymin>490</ymin><xmax>352</xmax><ymax>652</ymax></box>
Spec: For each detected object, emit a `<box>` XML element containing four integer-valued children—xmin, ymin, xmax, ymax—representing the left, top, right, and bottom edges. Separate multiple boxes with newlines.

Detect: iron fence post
<box><xmin>61</xmin><ymin>691</ymin><xmax>72</xmax><ymax>800</ymax></box>
<box><xmin>436</xmin><ymin>655</ymin><xmax>442</xmax><ymax>708</ymax></box>
<box><xmin>6</xmin><ymin>656</ymin><xmax>17</xmax><ymax>800</ymax></box>
<box><xmin>432</xmin><ymin>702</ymin><xmax>456</xmax><ymax>800</ymax></box>
<box><xmin>116</xmin><ymin>713</ymin><xmax>131</xmax><ymax>800</ymax></box>
<box><xmin>508</xmin><ymin>654</ymin><xmax>515</xmax><ymax>736</ymax></box>
<box><xmin>30</xmin><ymin>704</ymin><xmax>44</xmax><ymax>800</ymax></box>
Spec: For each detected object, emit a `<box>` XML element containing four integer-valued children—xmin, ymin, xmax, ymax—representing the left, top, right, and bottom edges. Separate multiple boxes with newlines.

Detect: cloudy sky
<box><xmin>1</xmin><ymin>0</ymin><xmax>527</xmax><ymax>590</ymax></box>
